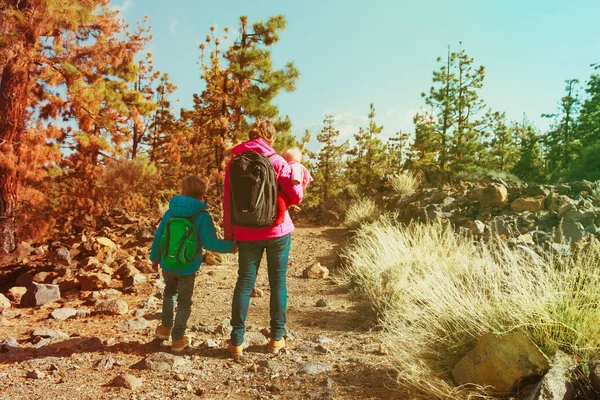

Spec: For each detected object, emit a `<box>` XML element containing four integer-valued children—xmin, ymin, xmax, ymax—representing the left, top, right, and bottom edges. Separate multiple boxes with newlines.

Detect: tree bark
<box><xmin>0</xmin><ymin>54</ymin><xmax>32</xmax><ymax>253</ymax></box>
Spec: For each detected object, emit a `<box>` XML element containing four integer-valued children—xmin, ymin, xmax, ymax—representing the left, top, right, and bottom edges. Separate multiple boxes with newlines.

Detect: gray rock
<box><xmin>54</xmin><ymin>247</ymin><xmax>72</xmax><ymax>266</ymax></box>
<box><xmin>192</xmin><ymin>324</ymin><xmax>217</xmax><ymax>334</ymax></box>
<box><xmin>93</xmin><ymin>356</ymin><xmax>115</xmax><ymax>370</ymax></box>
<box><xmin>308</xmin><ymin>335</ymin><xmax>336</xmax><ymax>345</ymax></box>
<box><xmin>134</xmin><ymin>352</ymin><xmax>185</xmax><ymax>371</ymax></box>
<box><xmin>295</xmin><ymin>343</ymin><xmax>316</xmax><ymax>353</ymax></box>
<box><xmin>216</xmin><ymin>318</ymin><xmax>232</xmax><ymax>335</ymax></box>
<box><xmin>451</xmin><ymin>331</ymin><xmax>549</xmax><ymax>392</ymax></box>
<box><xmin>20</xmin><ymin>283</ymin><xmax>61</xmax><ymax>307</ymax></box>
<box><xmin>526</xmin><ymin>185</ymin><xmax>550</xmax><ymax>197</ymax></box>
<box><xmin>50</xmin><ymin>308</ymin><xmax>78</xmax><ymax>321</ymax></box>
<box><xmin>570</xmin><ymin>181</ymin><xmax>594</xmax><ymax>193</ymax></box>
<box><xmin>315</xmin><ymin>299</ymin><xmax>328</xmax><ymax>307</ymax></box>
<box><xmin>556</xmin><ymin>222</ymin><xmax>586</xmax><ymax>243</ymax></box>
<box><xmin>298</xmin><ymin>362</ymin><xmax>333</xmax><ymax>376</ymax></box>
<box><xmin>524</xmin><ymin>350</ymin><xmax>576</xmax><ymax>400</ymax></box>
<box><xmin>257</xmin><ymin>359</ymin><xmax>286</xmax><ymax>373</ymax></box>
<box><xmin>31</xmin><ymin>328</ymin><xmax>69</xmax><ymax>340</ymax></box>
<box><xmin>561</xmin><ymin>210</ymin><xmax>596</xmax><ymax>227</ymax></box>
<box><xmin>110</xmin><ymin>373</ymin><xmax>142</xmax><ymax>390</ymax></box>
<box><xmin>491</xmin><ymin>219</ymin><xmax>515</xmax><ymax>237</ymax></box>
<box><xmin>469</xmin><ymin>220</ymin><xmax>487</xmax><ymax>235</ymax></box>
<box><xmin>556</xmin><ymin>185</ymin><xmax>571</xmax><ymax>195</ymax></box>
<box><xmin>118</xmin><ymin>318</ymin><xmax>149</xmax><ymax>331</ymax></box>
<box><xmin>26</xmin><ymin>370</ymin><xmax>46</xmax><ymax>379</ymax></box>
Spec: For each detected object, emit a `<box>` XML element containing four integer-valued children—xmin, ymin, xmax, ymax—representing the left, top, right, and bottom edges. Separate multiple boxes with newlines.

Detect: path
<box><xmin>0</xmin><ymin>225</ymin><xmax>398</xmax><ymax>399</ymax></box>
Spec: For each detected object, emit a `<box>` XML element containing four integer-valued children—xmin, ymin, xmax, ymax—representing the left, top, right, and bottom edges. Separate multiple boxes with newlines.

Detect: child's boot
<box><xmin>155</xmin><ymin>325</ymin><xmax>172</xmax><ymax>340</ymax></box>
<box><xmin>171</xmin><ymin>336</ymin><xmax>190</xmax><ymax>353</ymax></box>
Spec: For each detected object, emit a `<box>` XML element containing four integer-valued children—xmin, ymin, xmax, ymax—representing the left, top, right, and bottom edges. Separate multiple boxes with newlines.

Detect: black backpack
<box><xmin>229</xmin><ymin>151</ymin><xmax>277</xmax><ymax>228</ymax></box>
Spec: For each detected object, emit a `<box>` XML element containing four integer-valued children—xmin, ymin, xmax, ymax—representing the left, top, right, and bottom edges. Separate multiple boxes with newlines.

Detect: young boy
<box><xmin>150</xmin><ymin>175</ymin><xmax>235</xmax><ymax>352</ymax></box>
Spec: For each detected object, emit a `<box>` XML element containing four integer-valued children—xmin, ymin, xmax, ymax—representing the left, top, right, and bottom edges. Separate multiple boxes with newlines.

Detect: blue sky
<box><xmin>115</xmin><ymin>0</ymin><xmax>600</xmax><ymax>145</ymax></box>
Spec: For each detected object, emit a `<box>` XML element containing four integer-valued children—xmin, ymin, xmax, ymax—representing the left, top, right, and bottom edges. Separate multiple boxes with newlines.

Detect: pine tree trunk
<box><xmin>0</xmin><ymin>55</ymin><xmax>31</xmax><ymax>253</ymax></box>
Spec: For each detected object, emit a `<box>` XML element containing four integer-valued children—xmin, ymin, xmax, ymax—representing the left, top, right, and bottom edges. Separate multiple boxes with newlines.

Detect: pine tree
<box><xmin>576</xmin><ymin>64</ymin><xmax>600</xmax><ymax>148</ymax></box>
<box><xmin>0</xmin><ymin>0</ymin><xmax>149</xmax><ymax>252</ymax></box>
<box><xmin>542</xmin><ymin>79</ymin><xmax>581</xmax><ymax>177</ymax></box>
<box><xmin>512</xmin><ymin>119</ymin><xmax>546</xmax><ymax>183</ymax></box>
<box><xmin>410</xmin><ymin>111</ymin><xmax>439</xmax><ymax>168</ymax></box>
<box><xmin>313</xmin><ymin>115</ymin><xmax>348</xmax><ymax>205</ymax></box>
<box><xmin>386</xmin><ymin>130</ymin><xmax>411</xmax><ymax>175</ymax></box>
<box><xmin>487</xmin><ymin>112</ymin><xmax>519</xmax><ymax>173</ymax></box>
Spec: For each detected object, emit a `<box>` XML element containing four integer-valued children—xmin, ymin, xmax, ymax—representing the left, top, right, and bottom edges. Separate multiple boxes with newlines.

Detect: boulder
<box><xmin>133</xmin><ymin>352</ymin><xmax>185</xmax><ymax>371</ymax></box>
<box><xmin>0</xmin><ymin>294</ymin><xmax>11</xmax><ymax>311</ymax></box>
<box><xmin>20</xmin><ymin>283</ymin><xmax>60</xmax><ymax>307</ymax></box>
<box><xmin>526</xmin><ymin>185</ymin><xmax>550</xmax><ymax>197</ymax></box>
<box><xmin>123</xmin><ymin>274</ymin><xmax>146</xmax><ymax>288</ymax></box>
<box><xmin>302</xmin><ymin>263</ymin><xmax>330</xmax><ymax>279</ymax></box>
<box><xmin>95</xmin><ymin>298</ymin><xmax>128</xmax><ymax>315</ymax></box>
<box><xmin>50</xmin><ymin>308</ymin><xmax>79</xmax><ymax>321</ymax></box>
<box><xmin>479</xmin><ymin>183</ymin><xmax>509</xmax><ymax>208</ymax></box>
<box><xmin>511</xmin><ymin>196</ymin><xmax>545</xmax><ymax>212</ymax></box>
<box><xmin>53</xmin><ymin>247</ymin><xmax>72</xmax><ymax>266</ymax></box>
<box><xmin>524</xmin><ymin>351</ymin><xmax>576</xmax><ymax>400</ymax></box>
<box><xmin>78</xmin><ymin>273</ymin><xmax>112</xmax><ymax>292</ymax></box>
<box><xmin>451</xmin><ymin>331</ymin><xmax>549</xmax><ymax>393</ymax></box>
<box><xmin>556</xmin><ymin>222</ymin><xmax>586</xmax><ymax>243</ymax></box>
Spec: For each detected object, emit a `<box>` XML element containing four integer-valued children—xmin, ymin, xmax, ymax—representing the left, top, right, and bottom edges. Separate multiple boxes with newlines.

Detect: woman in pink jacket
<box><xmin>223</xmin><ymin>120</ymin><xmax>303</xmax><ymax>358</ymax></box>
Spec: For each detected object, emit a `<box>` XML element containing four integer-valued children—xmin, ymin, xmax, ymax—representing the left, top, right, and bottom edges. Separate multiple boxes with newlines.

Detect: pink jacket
<box><xmin>223</xmin><ymin>138</ymin><xmax>303</xmax><ymax>241</ymax></box>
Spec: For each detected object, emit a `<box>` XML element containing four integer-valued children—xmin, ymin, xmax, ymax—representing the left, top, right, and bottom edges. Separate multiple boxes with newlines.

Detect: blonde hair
<box><xmin>181</xmin><ymin>175</ymin><xmax>207</xmax><ymax>199</ymax></box>
<box><xmin>248</xmin><ymin>119</ymin><xmax>277</xmax><ymax>143</ymax></box>
<box><xmin>283</xmin><ymin>147</ymin><xmax>302</xmax><ymax>163</ymax></box>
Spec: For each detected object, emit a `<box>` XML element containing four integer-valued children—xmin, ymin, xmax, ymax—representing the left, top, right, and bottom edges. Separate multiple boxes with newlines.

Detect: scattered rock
<box><xmin>216</xmin><ymin>318</ymin><xmax>232</xmax><ymax>336</ymax></box>
<box><xmin>110</xmin><ymin>373</ymin><xmax>142</xmax><ymax>390</ymax></box>
<box><xmin>524</xmin><ymin>350</ymin><xmax>576</xmax><ymax>400</ymax></box>
<box><xmin>511</xmin><ymin>196</ymin><xmax>546</xmax><ymax>212</ymax></box>
<box><xmin>244</xmin><ymin>331</ymin><xmax>268</xmax><ymax>347</ymax></box>
<box><xmin>95</xmin><ymin>298</ymin><xmax>129</xmax><ymax>315</ymax></box>
<box><xmin>31</xmin><ymin>328</ymin><xmax>69</xmax><ymax>340</ymax></box>
<box><xmin>257</xmin><ymin>359</ymin><xmax>286</xmax><ymax>373</ymax></box>
<box><xmin>26</xmin><ymin>370</ymin><xmax>46</xmax><ymax>379</ymax></box>
<box><xmin>315</xmin><ymin>299</ymin><xmax>328</xmax><ymax>307</ymax></box>
<box><xmin>118</xmin><ymin>318</ymin><xmax>150</xmax><ymax>331</ymax></box>
<box><xmin>302</xmin><ymin>263</ymin><xmax>330</xmax><ymax>279</ymax></box>
<box><xmin>78</xmin><ymin>273</ymin><xmax>112</xmax><ymax>291</ymax></box>
<box><xmin>0</xmin><ymin>337</ymin><xmax>21</xmax><ymax>352</ymax></box>
<box><xmin>93</xmin><ymin>356</ymin><xmax>115</xmax><ymax>370</ymax></box>
<box><xmin>20</xmin><ymin>283</ymin><xmax>61</xmax><ymax>307</ymax></box>
<box><xmin>133</xmin><ymin>352</ymin><xmax>185</xmax><ymax>372</ymax></box>
<box><xmin>479</xmin><ymin>183</ymin><xmax>508</xmax><ymax>208</ymax></box>
<box><xmin>298</xmin><ymin>362</ymin><xmax>333</xmax><ymax>376</ymax></box>
<box><xmin>53</xmin><ymin>247</ymin><xmax>72</xmax><ymax>266</ymax></box>
<box><xmin>557</xmin><ymin>222</ymin><xmax>586</xmax><ymax>243</ymax></box>
<box><xmin>451</xmin><ymin>331</ymin><xmax>550</xmax><ymax>393</ymax></box>
<box><xmin>50</xmin><ymin>308</ymin><xmax>79</xmax><ymax>321</ymax></box>
<box><xmin>123</xmin><ymin>273</ymin><xmax>146</xmax><ymax>288</ymax></box>
<box><xmin>0</xmin><ymin>294</ymin><xmax>10</xmax><ymax>311</ymax></box>
<box><xmin>308</xmin><ymin>335</ymin><xmax>336</xmax><ymax>345</ymax></box>
<box><xmin>469</xmin><ymin>220</ymin><xmax>487</xmax><ymax>235</ymax></box>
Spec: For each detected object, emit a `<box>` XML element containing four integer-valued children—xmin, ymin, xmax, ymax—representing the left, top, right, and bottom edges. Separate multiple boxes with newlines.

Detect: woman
<box><xmin>222</xmin><ymin>120</ymin><xmax>303</xmax><ymax>358</ymax></box>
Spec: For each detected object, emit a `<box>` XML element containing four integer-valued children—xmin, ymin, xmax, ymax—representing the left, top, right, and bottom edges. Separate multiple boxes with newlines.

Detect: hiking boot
<box><xmin>171</xmin><ymin>336</ymin><xmax>190</xmax><ymax>353</ymax></box>
<box><xmin>268</xmin><ymin>338</ymin><xmax>285</xmax><ymax>354</ymax></box>
<box><xmin>227</xmin><ymin>342</ymin><xmax>244</xmax><ymax>360</ymax></box>
<box><xmin>155</xmin><ymin>325</ymin><xmax>172</xmax><ymax>341</ymax></box>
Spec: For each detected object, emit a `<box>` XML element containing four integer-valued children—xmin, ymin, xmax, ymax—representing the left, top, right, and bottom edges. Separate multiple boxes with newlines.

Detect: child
<box><xmin>150</xmin><ymin>175</ymin><xmax>235</xmax><ymax>352</ymax></box>
<box><xmin>274</xmin><ymin>147</ymin><xmax>313</xmax><ymax>225</ymax></box>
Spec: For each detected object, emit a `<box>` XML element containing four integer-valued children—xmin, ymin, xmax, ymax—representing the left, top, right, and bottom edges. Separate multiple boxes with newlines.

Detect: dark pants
<box><xmin>230</xmin><ymin>234</ymin><xmax>291</xmax><ymax>346</ymax></box>
<box><xmin>161</xmin><ymin>269</ymin><xmax>196</xmax><ymax>340</ymax></box>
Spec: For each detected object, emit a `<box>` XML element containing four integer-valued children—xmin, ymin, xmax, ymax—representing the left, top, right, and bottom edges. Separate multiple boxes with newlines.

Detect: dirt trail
<box><xmin>0</xmin><ymin>225</ymin><xmax>398</xmax><ymax>400</ymax></box>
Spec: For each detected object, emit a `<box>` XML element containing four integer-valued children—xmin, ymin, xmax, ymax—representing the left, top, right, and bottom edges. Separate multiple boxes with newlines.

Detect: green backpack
<box><xmin>160</xmin><ymin>211</ymin><xmax>205</xmax><ymax>270</ymax></box>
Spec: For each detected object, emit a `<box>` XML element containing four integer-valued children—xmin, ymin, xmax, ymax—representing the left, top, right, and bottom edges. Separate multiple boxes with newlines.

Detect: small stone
<box><xmin>315</xmin><ymin>299</ymin><xmax>328</xmax><ymax>307</ymax></box>
<box><xmin>118</xmin><ymin>318</ymin><xmax>150</xmax><ymax>331</ymax></box>
<box><xmin>110</xmin><ymin>373</ymin><xmax>142</xmax><ymax>390</ymax></box>
<box><xmin>133</xmin><ymin>352</ymin><xmax>185</xmax><ymax>371</ymax></box>
<box><xmin>20</xmin><ymin>283</ymin><xmax>61</xmax><ymax>307</ymax></box>
<box><xmin>469</xmin><ymin>220</ymin><xmax>487</xmax><ymax>236</ymax></box>
<box><xmin>78</xmin><ymin>273</ymin><xmax>112</xmax><ymax>291</ymax></box>
<box><xmin>49</xmin><ymin>364</ymin><xmax>59</xmax><ymax>372</ymax></box>
<box><xmin>93</xmin><ymin>356</ymin><xmax>115</xmax><ymax>370</ymax></box>
<box><xmin>26</xmin><ymin>370</ymin><xmax>46</xmax><ymax>379</ymax></box>
<box><xmin>50</xmin><ymin>308</ymin><xmax>79</xmax><ymax>321</ymax></box>
<box><xmin>31</xmin><ymin>328</ymin><xmax>69</xmax><ymax>340</ymax></box>
<box><xmin>250</xmin><ymin>288</ymin><xmax>264</xmax><ymax>298</ymax></box>
<box><xmin>173</xmin><ymin>373</ymin><xmax>186</xmax><ymax>381</ymax></box>
<box><xmin>257</xmin><ymin>359</ymin><xmax>286</xmax><ymax>373</ymax></box>
<box><xmin>244</xmin><ymin>331</ymin><xmax>268</xmax><ymax>347</ymax></box>
<box><xmin>297</xmin><ymin>362</ymin><xmax>333</xmax><ymax>376</ymax></box>
<box><xmin>7</xmin><ymin>286</ymin><xmax>27</xmax><ymax>303</ymax></box>
<box><xmin>511</xmin><ymin>196</ymin><xmax>546</xmax><ymax>212</ymax></box>
<box><xmin>302</xmin><ymin>263</ymin><xmax>330</xmax><ymax>279</ymax></box>
<box><xmin>308</xmin><ymin>335</ymin><xmax>336</xmax><ymax>345</ymax></box>
<box><xmin>205</xmin><ymin>339</ymin><xmax>220</xmax><ymax>349</ymax></box>
<box><xmin>216</xmin><ymin>318</ymin><xmax>232</xmax><ymax>335</ymax></box>
<box><xmin>0</xmin><ymin>337</ymin><xmax>21</xmax><ymax>352</ymax></box>
<box><xmin>524</xmin><ymin>350</ymin><xmax>576</xmax><ymax>400</ymax></box>
<box><xmin>54</xmin><ymin>247</ymin><xmax>72</xmax><ymax>266</ymax></box>
<box><xmin>95</xmin><ymin>298</ymin><xmax>128</xmax><ymax>315</ymax></box>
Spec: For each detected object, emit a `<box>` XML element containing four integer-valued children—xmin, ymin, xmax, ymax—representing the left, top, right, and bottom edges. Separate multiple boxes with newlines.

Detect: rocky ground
<box><xmin>0</xmin><ymin>223</ymin><xmax>399</xmax><ymax>400</ymax></box>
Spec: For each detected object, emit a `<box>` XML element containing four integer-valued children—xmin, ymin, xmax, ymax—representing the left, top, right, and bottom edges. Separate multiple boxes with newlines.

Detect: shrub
<box><xmin>96</xmin><ymin>157</ymin><xmax>158</xmax><ymax>213</ymax></box>
<box><xmin>566</xmin><ymin>143</ymin><xmax>600</xmax><ymax>182</ymax></box>
<box><xmin>456</xmin><ymin>168</ymin><xmax>522</xmax><ymax>185</ymax></box>
<box><xmin>389</xmin><ymin>171</ymin><xmax>420</xmax><ymax>196</ymax></box>
<box><xmin>341</xmin><ymin>218</ymin><xmax>600</xmax><ymax>399</ymax></box>
<box><xmin>344</xmin><ymin>198</ymin><xmax>379</xmax><ymax>229</ymax></box>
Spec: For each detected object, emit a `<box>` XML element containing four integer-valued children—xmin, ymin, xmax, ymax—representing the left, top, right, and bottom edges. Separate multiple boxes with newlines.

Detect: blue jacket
<box><xmin>150</xmin><ymin>195</ymin><xmax>234</xmax><ymax>275</ymax></box>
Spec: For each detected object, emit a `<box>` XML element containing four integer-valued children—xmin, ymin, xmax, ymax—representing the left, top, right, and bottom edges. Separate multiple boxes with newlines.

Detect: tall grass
<box><xmin>344</xmin><ymin>198</ymin><xmax>379</xmax><ymax>229</ymax></box>
<box><xmin>389</xmin><ymin>172</ymin><xmax>420</xmax><ymax>196</ymax></box>
<box><xmin>341</xmin><ymin>216</ymin><xmax>600</xmax><ymax>399</ymax></box>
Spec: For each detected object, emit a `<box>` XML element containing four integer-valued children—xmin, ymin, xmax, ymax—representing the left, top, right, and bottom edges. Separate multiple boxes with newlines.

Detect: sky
<box><xmin>115</xmin><ymin>0</ymin><xmax>600</xmax><ymax>146</ymax></box>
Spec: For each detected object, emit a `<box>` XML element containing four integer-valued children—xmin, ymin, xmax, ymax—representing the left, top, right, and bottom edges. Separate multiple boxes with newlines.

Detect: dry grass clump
<box><xmin>389</xmin><ymin>171</ymin><xmax>420</xmax><ymax>196</ymax></box>
<box><xmin>344</xmin><ymin>198</ymin><xmax>379</xmax><ymax>229</ymax></box>
<box><xmin>341</xmin><ymin>217</ymin><xmax>600</xmax><ymax>399</ymax></box>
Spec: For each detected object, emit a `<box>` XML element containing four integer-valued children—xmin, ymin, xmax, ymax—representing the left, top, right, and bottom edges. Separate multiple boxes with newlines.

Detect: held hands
<box><xmin>152</xmin><ymin>262</ymin><xmax>159</xmax><ymax>272</ymax></box>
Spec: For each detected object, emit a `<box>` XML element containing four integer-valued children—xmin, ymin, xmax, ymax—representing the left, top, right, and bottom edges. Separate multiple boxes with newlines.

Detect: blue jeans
<box><xmin>230</xmin><ymin>234</ymin><xmax>291</xmax><ymax>346</ymax></box>
<box><xmin>161</xmin><ymin>269</ymin><xmax>196</xmax><ymax>340</ymax></box>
